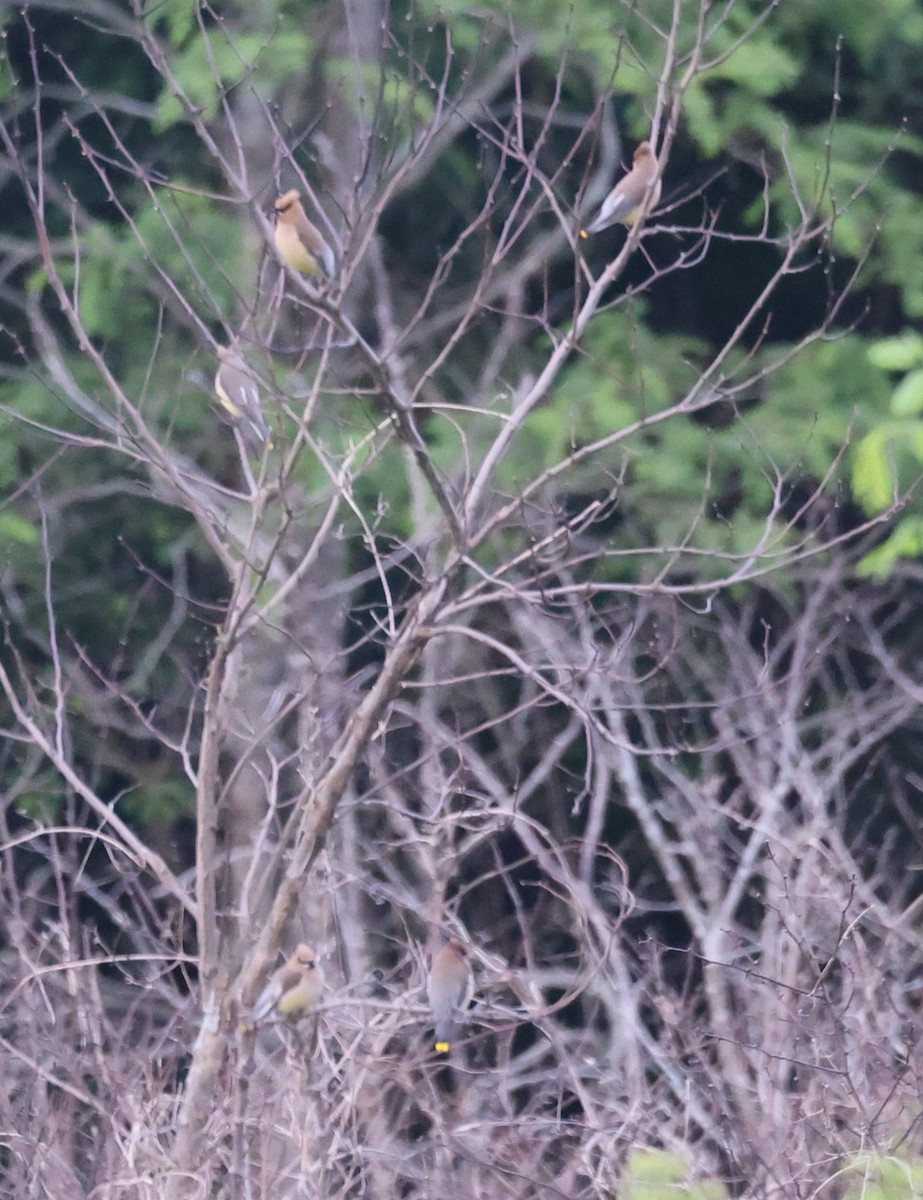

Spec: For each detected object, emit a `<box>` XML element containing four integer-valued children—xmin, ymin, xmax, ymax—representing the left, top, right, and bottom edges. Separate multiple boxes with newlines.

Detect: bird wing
<box><xmin>216</xmin><ymin>360</ymin><xmax>269</xmax><ymax>443</ymax></box>
<box><xmin>237</xmin><ymin>379</ymin><xmax>269</xmax><ymax>442</ymax></box>
<box><xmin>251</xmin><ymin>977</ymin><xmax>282</xmax><ymax>1021</ymax></box>
<box><xmin>318</xmin><ymin>242</ymin><xmax>336</xmax><ymax>279</ymax></box>
<box><xmin>584</xmin><ymin>162</ymin><xmax>661</xmax><ymax>234</ymax></box>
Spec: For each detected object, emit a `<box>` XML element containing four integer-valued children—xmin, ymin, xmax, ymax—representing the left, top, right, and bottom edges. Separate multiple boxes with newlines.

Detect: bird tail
<box><xmin>434</xmin><ymin>1018</ymin><xmax>457</xmax><ymax>1054</ymax></box>
<box><xmin>245</xmin><ymin>413</ymin><xmax>271</xmax><ymax>446</ymax></box>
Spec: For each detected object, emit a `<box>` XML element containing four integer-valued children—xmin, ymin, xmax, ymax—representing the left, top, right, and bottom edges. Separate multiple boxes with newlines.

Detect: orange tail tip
<box><xmin>579</xmin><ymin>229</ymin><xmax>590</xmax><ymax>239</ymax></box>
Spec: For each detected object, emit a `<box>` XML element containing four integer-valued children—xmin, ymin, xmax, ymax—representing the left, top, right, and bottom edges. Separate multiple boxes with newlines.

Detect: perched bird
<box><xmin>427</xmin><ymin>940</ymin><xmax>474</xmax><ymax>1054</ymax></box>
<box><xmin>580</xmin><ymin>140</ymin><xmax>661</xmax><ymax>237</ymax></box>
<box><xmin>213</xmin><ymin>345</ymin><xmax>271</xmax><ymax>447</ymax></box>
<box><xmin>251</xmin><ymin>943</ymin><xmax>322</xmax><ymax>1021</ymax></box>
<box><xmin>273</xmin><ymin>189</ymin><xmax>336</xmax><ymax>279</ymax></box>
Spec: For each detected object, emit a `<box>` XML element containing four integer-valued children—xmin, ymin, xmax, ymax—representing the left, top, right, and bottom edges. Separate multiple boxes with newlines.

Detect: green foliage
<box><xmin>685</xmin><ymin>33</ymin><xmax>800</xmax><ymax>158</ymax></box>
<box><xmin>11</xmin><ymin>783</ymin><xmax>66</xmax><ymax>824</ymax></box>
<box><xmin>62</xmin><ymin>190</ymin><xmax>246</xmax><ymax>347</ymax></box>
<box><xmin>0</xmin><ymin>368</ymin><xmax>210</xmax><ymax>701</ymax></box>
<box><xmin>155</xmin><ymin>18</ymin><xmax>313</xmax><ymax>129</ymax></box>
<box><xmin>64</xmin><ymin>223</ymin><xmax>154</xmax><ymax>343</ymax></box>
<box><xmin>857</xmin><ymin>517</ymin><xmax>923</xmax><ymax>579</ymax></box>
<box><xmin>850</xmin><ymin>337</ymin><xmax>923</xmax><ymax>574</ymax></box>
<box><xmin>774</xmin><ymin>0</ymin><xmax>923</xmax><ymax>74</ymax></box>
<box><xmin>0</xmin><ymin>512</ymin><xmax>40</xmax><ymax>550</ymax></box>
<box><xmin>375</xmin><ymin>67</ymin><xmax>437</xmax><ymax>129</ymax></box>
<box><xmin>353</xmin><ymin>439</ymin><xmax>415</xmax><ymax>544</ymax></box>
<box><xmin>504</xmin><ymin>326</ymin><xmax>890</xmax><ymax>578</ymax></box>
<box><xmin>150</xmin><ymin>0</ymin><xmax>198</xmax><ymax>47</ymax></box>
<box><xmin>0</xmin><ymin>409</ymin><xmax>25</xmax><ymax>489</ymax></box>
<box><xmin>679</xmin><ymin>0</ymin><xmax>923</xmax><ymax>315</ymax></box>
<box><xmin>876</xmin><ymin>185</ymin><xmax>923</xmax><ymax>318</ymax></box>
<box><xmin>766</xmin><ymin>339</ymin><xmax>891</xmax><ymax>469</ymax></box>
<box><xmin>868</xmin><ymin>333</ymin><xmax>923</xmax><ymax>373</ymax></box>
<box><xmin>852</xmin><ymin>359</ymin><xmax>923</xmax><ymax>494</ymax></box>
<box><xmin>841</xmin><ymin>1153</ymin><xmax>923</xmax><ymax>1199</ymax></box>
<box><xmin>122</xmin><ymin>778</ymin><xmax>195</xmax><ymax>826</ymax></box>
<box><xmin>623</xmin><ymin>1148</ymin><xmax>728</xmax><ymax>1200</ymax></box>
<box><xmin>406</xmin><ymin>0</ymin><xmax>639</xmax><ymax>64</ymax></box>
<box><xmin>852</xmin><ymin>420</ymin><xmax>913</xmax><ymax>512</ymax></box>
<box><xmin>889</xmin><ymin>370</ymin><xmax>923</xmax><ymax>417</ymax></box>
<box><xmin>380</xmin><ymin>0</ymin><xmax>923</xmax><ymax>585</ymax></box>
<box><xmin>507</xmin><ymin>310</ymin><xmax>686</xmax><ymax>486</ymax></box>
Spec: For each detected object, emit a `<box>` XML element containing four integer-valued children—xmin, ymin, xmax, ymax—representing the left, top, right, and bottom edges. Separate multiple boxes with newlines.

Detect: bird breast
<box><xmin>276</xmin><ymin>222</ymin><xmax>320</xmax><ymax>274</ymax></box>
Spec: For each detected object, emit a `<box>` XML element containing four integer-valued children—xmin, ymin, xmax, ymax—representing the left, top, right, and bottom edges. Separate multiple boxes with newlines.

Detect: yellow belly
<box><xmin>275</xmin><ymin>224</ymin><xmax>319</xmax><ymax>275</ymax></box>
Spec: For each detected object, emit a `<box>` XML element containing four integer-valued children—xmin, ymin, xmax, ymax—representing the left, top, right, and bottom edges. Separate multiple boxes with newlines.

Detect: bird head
<box><xmin>274</xmin><ymin>189</ymin><xmax>301</xmax><ymax>221</ymax></box>
<box><xmin>293</xmin><ymin>943</ymin><xmax>316</xmax><ymax>970</ymax></box>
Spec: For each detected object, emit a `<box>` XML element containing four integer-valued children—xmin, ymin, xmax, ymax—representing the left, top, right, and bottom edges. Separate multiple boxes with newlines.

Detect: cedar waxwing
<box><xmin>251</xmin><ymin>943</ymin><xmax>322</xmax><ymax>1021</ymax></box>
<box><xmin>273</xmin><ymin>189</ymin><xmax>336</xmax><ymax>279</ymax></box>
<box><xmin>427</xmin><ymin>940</ymin><xmax>474</xmax><ymax>1053</ymax></box>
<box><xmin>580</xmin><ymin>140</ymin><xmax>661</xmax><ymax>237</ymax></box>
<box><xmin>214</xmin><ymin>346</ymin><xmax>271</xmax><ymax>446</ymax></box>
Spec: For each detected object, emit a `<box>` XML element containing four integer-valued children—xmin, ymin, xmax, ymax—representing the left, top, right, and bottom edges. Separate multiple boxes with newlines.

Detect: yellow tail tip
<box><xmin>434</xmin><ymin>1041</ymin><xmax>450</xmax><ymax>1054</ymax></box>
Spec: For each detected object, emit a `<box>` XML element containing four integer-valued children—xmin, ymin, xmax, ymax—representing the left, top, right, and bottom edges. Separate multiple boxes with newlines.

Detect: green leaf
<box><xmin>891</xmin><ymin>369</ymin><xmax>923</xmax><ymax>416</ymax></box>
<box><xmin>857</xmin><ymin>519</ymin><xmax>923</xmax><ymax>579</ymax></box>
<box><xmin>703</xmin><ymin>39</ymin><xmax>800</xmax><ymax>97</ymax></box>
<box><xmin>0</xmin><ymin>512</ymin><xmax>40</xmax><ymax>549</ymax></box>
<box><xmin>868</xmin><ymin>333</ymin><xmax>923</xmax><ymax>372</ymax></box>
<box><xmin>852</xmin><ymin>425</ymin><xmax>900</xmax><ymax>513</ymax></box>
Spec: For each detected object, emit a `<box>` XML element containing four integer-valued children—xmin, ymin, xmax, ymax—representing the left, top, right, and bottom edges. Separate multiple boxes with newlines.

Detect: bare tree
<box><xmin>0</xmin><ymin>1</ymin><xmax>919</xmax><ymax>1198</ymax></box>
